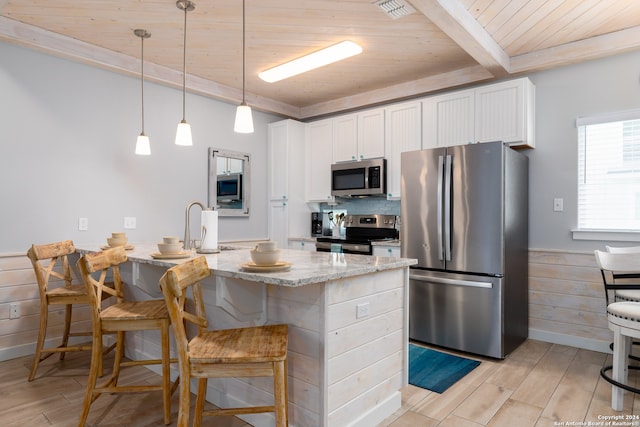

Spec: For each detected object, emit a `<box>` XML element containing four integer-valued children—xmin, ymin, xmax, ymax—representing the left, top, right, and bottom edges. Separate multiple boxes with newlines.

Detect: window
<box><xmin>577</xmin><ymin>110</ymin><xmax>640</xmax><ymax>232</ymax></box>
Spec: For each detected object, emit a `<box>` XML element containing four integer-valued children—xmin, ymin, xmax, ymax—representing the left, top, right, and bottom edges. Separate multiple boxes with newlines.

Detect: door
<box><xmin>401</xmin><ymin>147</ymin><xmax>446</xmax><ymax>270</ymax></box>
<box><xmin>446</xmin><ymin>142</ymin><xmax>504</xmax><ymax>275</ymax></box>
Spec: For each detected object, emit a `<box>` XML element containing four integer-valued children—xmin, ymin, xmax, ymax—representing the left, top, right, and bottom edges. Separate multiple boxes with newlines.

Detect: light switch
<box><xmin>553</xmin><ymin>198</ymin><xmax>563</xmax><ymax>212</ymax></box>
<box><xmin>78</xmin><ymin>217</ymin><xmax>88</xmax><ymax>231</ymax></box>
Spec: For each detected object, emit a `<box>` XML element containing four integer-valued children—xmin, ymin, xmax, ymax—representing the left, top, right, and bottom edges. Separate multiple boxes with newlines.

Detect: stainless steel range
<box><xmin>315</xmin><ymin>214</ymin><xmax>398</xmax><ymax>255</ymax></box>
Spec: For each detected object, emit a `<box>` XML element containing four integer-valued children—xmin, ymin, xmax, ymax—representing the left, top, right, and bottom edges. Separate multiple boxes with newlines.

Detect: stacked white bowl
<box><xmin>157</xmin><ymin>236</ymin><xmax>183</xmax><ymax>254</ymax></box>
<box><xmin>250</xmin><ymin>241</ymin><xmax>280</xmax><ymax>266</ymax></box>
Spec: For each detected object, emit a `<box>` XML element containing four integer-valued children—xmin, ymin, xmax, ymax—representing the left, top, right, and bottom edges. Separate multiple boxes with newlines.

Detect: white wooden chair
<box><xmin>595</xmin><ymin>250</ymin><xmax>640</xmax><ymax>410</ymax></box>
<box><xmin>159</xmin><ymin>256</ymin><xmax>289</xmax><ymax>427</ymax></box>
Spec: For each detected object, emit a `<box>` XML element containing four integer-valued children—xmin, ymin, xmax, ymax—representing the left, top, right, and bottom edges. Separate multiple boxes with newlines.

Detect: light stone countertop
<box><xmin>77</xmin><ymin>243</ymin><xmax>417</xmax><ymax>288</ymax></box>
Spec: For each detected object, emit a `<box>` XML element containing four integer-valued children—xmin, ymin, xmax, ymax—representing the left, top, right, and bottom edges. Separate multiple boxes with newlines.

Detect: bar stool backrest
<box><xmin>595</xmin><ymin>250</ymin><xmax>640</xmax><ymax>306</ymax></box>
<box><xmin>27</xmin><ymin>240</ymin><xmax>77</xmax><ymax>295</ymax></box>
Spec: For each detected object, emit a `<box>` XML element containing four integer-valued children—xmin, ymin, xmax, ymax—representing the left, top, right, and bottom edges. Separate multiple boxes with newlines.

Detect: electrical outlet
<box><xmin>78</xmin><ymin>217</ymin><xmax>88</xmax><ymax>231</ymax></box>
<box><xmin>10</xmin><ymin>303</ymin><xmax>19</xmax><ymax>319</ymax></box>
<box><xmin>553</xmin><ymin>198</ymin><xmax>564</xmax><ymax>212</ymax></box>
<box><xmin>124</xmin><ymin>217</ymin><xmax>137</xmax><ymax>229</ymax></box>
<box><xmin>356</xmin><ymin>302</ymin><xmax>370</xmax><ymax>319</ymax></box>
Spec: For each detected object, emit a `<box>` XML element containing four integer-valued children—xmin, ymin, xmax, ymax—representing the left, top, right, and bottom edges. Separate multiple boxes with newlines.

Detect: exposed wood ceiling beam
<box><xmin>0</xmin><ymin>16</ymin><xmax>301</xmax><ymax>119</ymax></box>
<box><xmin>410</xmin><ymin>0</ymin><xmax>511</xmax><ymax>78</ymax></box>
<box><xmin>301</xmin><ymin>65</ymin><xmax>493</xmax><ymax>119</ymax></box>
<box><xmin>510</xmin><ymin>25</ymin><xmax>640</xmax><ymax>73</ymax></box>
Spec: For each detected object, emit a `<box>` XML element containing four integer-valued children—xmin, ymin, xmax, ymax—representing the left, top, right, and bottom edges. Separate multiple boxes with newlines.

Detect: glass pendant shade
<box><xmin>135</xmin><ymin>133</ymin><xmax>151</xmax><ymax>155</ymax></box>
<box><xmin>175</xmin><ymin>120</ymin><xmax>193</xmax><ymax>146</ymax></box>
<box><xmin>234</xmin><ymin>103</ymin><xmax>254</xmax><ymax>133</ymax></box>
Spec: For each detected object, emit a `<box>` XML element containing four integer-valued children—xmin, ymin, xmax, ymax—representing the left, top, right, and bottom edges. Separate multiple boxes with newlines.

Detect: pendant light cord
<box><xmin>140</xmin><ymin>34</ymin><xmax>145</xmax><ymax>133</ymax></box>
<box><xmin>242</xmin><ymin>0</ymin><xmax>246</xmax><ymax>104</ymax></box>
<box><xmin>182</xmin><ymin>4</ymin><xmax>188</xmax><ymax>121</ymax></box>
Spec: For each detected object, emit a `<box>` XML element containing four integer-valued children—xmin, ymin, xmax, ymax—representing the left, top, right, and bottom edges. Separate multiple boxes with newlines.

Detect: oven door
<box><xmin>316</xmin><ymin>241</ymin><xmax>372</xmax><ymax>255</ymax></box>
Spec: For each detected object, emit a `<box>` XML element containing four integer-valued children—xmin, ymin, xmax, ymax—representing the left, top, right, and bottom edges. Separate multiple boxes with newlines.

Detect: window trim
<box><xmin>574</xmin><ymin>109</ymin><xmax>640</xmax><ymax>240</ymax></box>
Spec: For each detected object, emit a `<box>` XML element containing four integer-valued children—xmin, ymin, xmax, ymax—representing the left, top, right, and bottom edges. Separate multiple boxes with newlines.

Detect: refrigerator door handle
<box><xmin>437</xmin><ymin>155</ymin><xmax>444</xmax><ymax>261</ymax></box>
<box><xmin>444</xmin><ymin>154</ymin><xmax>452</xmax><ymax>261</ymax></box>
<box><xmin>409</xmin><ymin>274</ymin><xmax>493</xmax><ymax>289</ymax></box>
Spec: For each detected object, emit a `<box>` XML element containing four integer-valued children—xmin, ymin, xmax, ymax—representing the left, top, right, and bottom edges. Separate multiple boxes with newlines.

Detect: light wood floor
<box><xmin>1</xmin><ymin>339</ymin><xmax>639</xmax><ymax>426</ymax></box>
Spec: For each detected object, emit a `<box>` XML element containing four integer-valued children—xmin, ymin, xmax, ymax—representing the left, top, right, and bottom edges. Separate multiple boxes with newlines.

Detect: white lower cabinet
<box><xmin>288</xmin><ymin>240</ymin><xmax>316</xmax><ymax>251</ymax></box>
<box><xmin>372</xmin><ymin>246</ymin><xmax>400</xmax><ymax>258</ymax></box>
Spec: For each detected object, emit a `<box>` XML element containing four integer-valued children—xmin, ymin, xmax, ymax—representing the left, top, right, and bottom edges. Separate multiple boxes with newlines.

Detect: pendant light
<box><xmin>234</xmin><ymin>0</ymin><xmax>254</xmax><ymax>133</ymax></box>
<box><xmin>134</xmin><ymin>29</ymin><xmax>151</xmax><ymax>155</ymax></box>
<box><xmin>175</xmin><ymin>0</ymin><xmax>195</xmax><ymax>146</ymax></box>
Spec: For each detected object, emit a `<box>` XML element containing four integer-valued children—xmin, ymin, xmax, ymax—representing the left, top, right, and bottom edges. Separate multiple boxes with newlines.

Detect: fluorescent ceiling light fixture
<box><xmin>259</xmin><ymin>41</ymin><xmax>363</xmax><ymax>83</ymax></box>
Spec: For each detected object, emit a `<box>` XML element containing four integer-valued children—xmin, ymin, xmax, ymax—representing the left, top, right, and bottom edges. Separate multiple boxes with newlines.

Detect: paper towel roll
<box><xmin>200</xmin><ymin>210</ymin><xmax>218</xmax><ymax>252</ymax></box>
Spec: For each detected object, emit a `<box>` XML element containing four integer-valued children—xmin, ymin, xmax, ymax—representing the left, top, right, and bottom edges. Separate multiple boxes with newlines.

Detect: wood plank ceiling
<box><xmin>1</xmin><ymin>0</ymin><xmax>640</xmax><ymax>120</ymax></box>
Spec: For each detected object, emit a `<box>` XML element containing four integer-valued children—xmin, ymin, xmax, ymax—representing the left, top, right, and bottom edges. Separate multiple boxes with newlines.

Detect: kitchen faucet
<box><xmin>183</xmin><ymin>201</ymin><xmax>205</xmax><ymax>251</ymax></box>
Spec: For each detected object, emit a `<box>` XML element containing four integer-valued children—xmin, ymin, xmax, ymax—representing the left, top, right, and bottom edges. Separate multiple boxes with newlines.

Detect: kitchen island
<box><xmin>77</xmin><ymin>244</ymin><xmax>416</xmax><ymax>427</ymax></box>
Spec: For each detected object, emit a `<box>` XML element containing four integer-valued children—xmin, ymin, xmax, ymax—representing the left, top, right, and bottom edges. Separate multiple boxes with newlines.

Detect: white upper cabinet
<box><xmin>332</xmin><ymin>108</ymin><xmax>385</xmax><ymax>162</ymax></box>
<box><xmin>423</xmin><ymin>89</ymin><xmax>475</xmax><ymax>148</ymax></box>
<box><xmin>475</xmin><ymin>78</ymin><xmax>535</xmax><ymax>147</ymax></box>
<box><xmin>216</xmin><ymin>156</ymin><xmax>244</xmax><ymax>174</ymax></box>
<box><xmin>306</xmin><ymin>118</ymin><xmax>335</xmax><ymax>203</ymax></box>
<box><xmin>422</xmin><ymin>77</ymin><xmax>535</xmax><ymax>149</ymax></box>
<box><xmin>385</xmin><ymin>101</ymin><xmax>422</xmax><ymax>199</ymax></box>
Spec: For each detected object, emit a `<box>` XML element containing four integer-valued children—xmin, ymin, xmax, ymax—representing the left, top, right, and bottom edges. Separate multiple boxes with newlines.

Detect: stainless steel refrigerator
<box><xmin>401</xmin><ymin>141</ymin><xmax>528</xmax><ymax>359</ymax></box>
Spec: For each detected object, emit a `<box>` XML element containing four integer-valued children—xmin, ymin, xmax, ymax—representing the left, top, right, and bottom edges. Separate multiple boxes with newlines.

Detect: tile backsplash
<box><xmin>320</xmin><ymin>197</ymin><xmax>400</xmax><ymax>216</ymax></box>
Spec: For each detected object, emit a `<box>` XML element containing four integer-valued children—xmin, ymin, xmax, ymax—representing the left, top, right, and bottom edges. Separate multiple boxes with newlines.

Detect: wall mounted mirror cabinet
<box><xmin>208</xmin><ymin>148</ymin><xmax>250</xmax><ymax>217</ymax></box>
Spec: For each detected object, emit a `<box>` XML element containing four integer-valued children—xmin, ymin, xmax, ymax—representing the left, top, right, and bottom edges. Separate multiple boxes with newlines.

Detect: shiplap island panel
<box><xmin>76</xmin><ymin>244</ymin><xmax>416</xmax><ymax>427</ymax></box>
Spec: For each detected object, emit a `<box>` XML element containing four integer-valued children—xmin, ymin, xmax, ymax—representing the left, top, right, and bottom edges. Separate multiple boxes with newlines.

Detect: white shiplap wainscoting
<box><xmin>0</xmin><ymin>252</ymin><xmax>92</xmax><ymax>362</ymax></box>
<box><xmin>528</xmin><ymin>249</ymin><xmax>610</xmax><ymax>354</ymax></box>
<box><xmin>0</xmin><ymin>249</ymin><xmax>613</xmax><ymax>364</ymax></box>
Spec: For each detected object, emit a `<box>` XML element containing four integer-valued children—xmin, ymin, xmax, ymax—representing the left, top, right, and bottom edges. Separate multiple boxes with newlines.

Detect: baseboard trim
<box><xmin>529</xmin><ymin>328</ymin><xmax>611</xmax><ymax>354</ymax></box>
<box><xmin>345</xmin><ymin>391</ymin><xmax>401</xmax><ymax>427</ymax></box>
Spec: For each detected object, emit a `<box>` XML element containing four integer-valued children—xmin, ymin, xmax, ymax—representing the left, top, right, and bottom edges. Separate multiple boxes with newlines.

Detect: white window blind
<box><xmin>577</xmin><ymin>111</ymin><xmax>640</xmax><ymax>231</ymax></box>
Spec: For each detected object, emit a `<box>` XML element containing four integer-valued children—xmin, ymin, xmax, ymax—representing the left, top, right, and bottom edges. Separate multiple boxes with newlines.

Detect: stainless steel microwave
<box><xmin>331</xmin><ymin>158</ymin><xmax>386</xmax><ymax>197</ymax></box>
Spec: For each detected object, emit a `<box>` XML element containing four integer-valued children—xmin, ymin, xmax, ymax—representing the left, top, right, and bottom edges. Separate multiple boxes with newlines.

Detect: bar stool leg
<box><xmin>194</xmin><ymin>378</ymin><xmax>207</xmax><ymax>427</ymax></box>
<box><xmin>161</xmin><ymin>320</ymin><xmax>171</xmax><ymax>425</ymax></box>
<box><xmin>60</xmin><ymin>304</ymin><xmax>72</xmax><ymax>360</ymax></box>
<box><xmin>29</xmin><ymin>300</ymin><xmax>49</xmax><ymax>381</ymax></box>
<box><xmin>612</xmin><ymin>330</ymin><xmax>629</xmax><ymax>411</ymax></box>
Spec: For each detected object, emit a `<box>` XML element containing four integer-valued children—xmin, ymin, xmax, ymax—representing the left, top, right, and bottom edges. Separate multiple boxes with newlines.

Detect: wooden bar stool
<box><xmin>159</xmin><ymin>256</ymin><xmax>289</xmax><ymax>427</ymax></box>
<box><xmin>27</xmin><ymin>240</ymin><xmax>97</xmax><ymax>381</ymax></box>
<box><xmin>77</xmin><ymin>246</ymin><xmax>178</xmax><ymax>426</ymax></box>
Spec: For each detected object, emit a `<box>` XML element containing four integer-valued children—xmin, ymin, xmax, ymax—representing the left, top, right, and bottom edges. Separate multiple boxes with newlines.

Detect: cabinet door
<box><xmin>269</xmin><ymin>200</ymin><xmax>288</xmax><ymax>249</ymax></box>
<box><xmin>372</xmin><ymin>246</ymin><xmax>400</xmax><ymax>258</ymax></box>
<box><xmin>358</xmin><ymin>108</ymin><xmax>385</xmax><ymax>159</ymax></box>
<box><xmin>423</xmin><ymin>89</ymin><xmax>475</xmax><ymax>149</ymax></box>
<box><xmin>385</xmin><ymin>101</ymin><xmax>422</xmax><ymax>199</ymax></box>
<box><xmin>306</xmin><ymin>119</ymin><xmax>335</xmax><ymax>202</ymax></box>
<box><xmin>475</xmin><ymin>78</ymin><xmax>532</xmax><ymax>145</ymax></box>
<box><xmin>333</xmin><ymin>114</ymin><xmax>358</xmax><ymax>163</ymax></box>
<box><xmin>268</xmin><ymin>121</ymin><xmax>289</xmax><ymax>201</ymax></box>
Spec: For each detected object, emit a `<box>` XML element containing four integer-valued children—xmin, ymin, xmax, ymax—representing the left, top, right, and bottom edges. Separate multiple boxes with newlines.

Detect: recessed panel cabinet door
<box><xmin>306</xmin><ymin>119</ymin><xmax>334</xmax><ymax>202</ymax></box>
<box><xmin>423</xmin><ymin>89</ymin><xmax>475</xmax><ymax>149</ymax></box>
<box><xmin>474</xmin><ymin>78</ymin><xmax>535</xmax><ymax>147</ymax></box>
<box><xmin>385</xmin><ymin>101</ymin><xmax>422</xmax><ymax>199</ymax></box>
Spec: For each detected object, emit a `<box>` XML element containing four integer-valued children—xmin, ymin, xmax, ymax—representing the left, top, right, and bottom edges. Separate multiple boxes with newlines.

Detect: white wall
<box><xmin>3</xmin><ymin>40</ymin><xmax>640</xmax><ymax>254</ymax></box>
<box><xmin>524</xmin><ymin>50</ymin><xmax>640</xmax><ymax>250</ymax></box>
<box><xmin>0</xmin><ymin>41</ymin><xmax>282</xmax><ymax>253</ymax></box>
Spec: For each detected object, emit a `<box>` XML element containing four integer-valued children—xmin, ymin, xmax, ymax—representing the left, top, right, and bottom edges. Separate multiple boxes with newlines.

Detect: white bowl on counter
<box><xmin>157</xmin><ymin>242</ymin><xmax>183</xmax><ymax>254</ymax></box>
<box><xmin>250</xmin><ymin>249</ymin><xmax>280</xmax><ymax>266</ymax></box>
